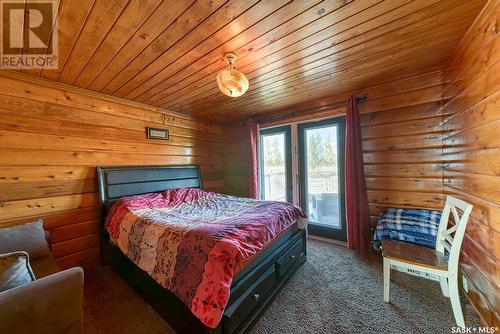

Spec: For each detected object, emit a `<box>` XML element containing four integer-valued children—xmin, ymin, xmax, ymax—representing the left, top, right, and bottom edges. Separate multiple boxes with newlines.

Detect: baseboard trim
<box><xmin>307</xmin><ymin>235</ymin><xmax>348</xmax><ymax>247</ymax></box>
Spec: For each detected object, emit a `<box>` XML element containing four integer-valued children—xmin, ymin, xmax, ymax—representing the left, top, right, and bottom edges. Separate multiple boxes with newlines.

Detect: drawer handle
<box><xmin>289</xmin><ymin>254</ymin><xmax>296</xmax><ymax>259</ymax></box>
<box><xmin>253</xmin><ymin>293</ymin><xmax>260</xmax><ymax>301</ymax></box>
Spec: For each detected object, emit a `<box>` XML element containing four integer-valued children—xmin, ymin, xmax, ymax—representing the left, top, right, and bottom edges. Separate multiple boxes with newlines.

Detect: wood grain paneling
<box><xmin>0</xmin><ymin>71</ymin><xmax>224</xmax><ymax>269</ymax></box>
<box><xmin>154</xmin><ymin>0</ymin><xmax>482</xmax><ymax>121</ymax></box>
<box><xmin>14</xmin><ymin>0</ymin><xmax>486</xmax><ymax>123</ymax></box>
<box><xmin>357</xmin><ymin>72</ymin><xmax>445</xmax><ymax>232</ymax></box>
<box><xmin>442</xmin><ymin>0</ymin><xmax>500</xmax><ymax>326</ymax></box>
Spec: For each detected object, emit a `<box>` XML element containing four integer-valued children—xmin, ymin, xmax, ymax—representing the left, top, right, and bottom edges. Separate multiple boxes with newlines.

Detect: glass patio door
<box><xmin>259</xmin><ymin>125</ymin><xmax>292</xmax><ymax>202</ymax></box>
<box><xmin>298</xmin><ymin>117</ymin><xmax>346</xmax><ymax>241</ymax></box>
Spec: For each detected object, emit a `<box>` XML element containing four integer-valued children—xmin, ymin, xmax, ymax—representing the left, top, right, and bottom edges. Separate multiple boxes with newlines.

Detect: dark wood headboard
<box><xmin>97</xmin><ymin>165</ymin><xmax>202</xmax><ymax>218</ymax></box>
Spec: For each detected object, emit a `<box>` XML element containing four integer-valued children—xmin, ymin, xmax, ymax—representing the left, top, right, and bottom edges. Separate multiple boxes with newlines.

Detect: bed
<box><xmin>97</xmin><ymin>165</ymin><xmax>307</xmax><ymax>334</ymax></box>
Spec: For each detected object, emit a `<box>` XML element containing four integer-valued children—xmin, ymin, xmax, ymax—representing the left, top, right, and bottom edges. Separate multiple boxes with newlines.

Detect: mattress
<box><xmin>105</xmin><ymin>188</ymin><xmax>307</xmax><ymax>328</ymax></box>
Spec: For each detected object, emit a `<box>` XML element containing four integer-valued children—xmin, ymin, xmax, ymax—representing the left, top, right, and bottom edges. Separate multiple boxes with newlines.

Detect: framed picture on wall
<box><xmin>146</xmin><ymin>127</ymin><xmax>169</xmax><ymax>140</ymax></box>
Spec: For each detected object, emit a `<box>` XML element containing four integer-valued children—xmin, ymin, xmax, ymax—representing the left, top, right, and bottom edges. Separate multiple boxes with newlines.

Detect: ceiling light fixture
<box><xmin>216</xmin><ymin>52</ymin><xmax>249</xmax><ymax>97</ymax></box>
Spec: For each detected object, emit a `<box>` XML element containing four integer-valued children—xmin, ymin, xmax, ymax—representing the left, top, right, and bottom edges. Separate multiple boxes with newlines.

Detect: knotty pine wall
<box><xmin>0</xmin><ymin>71</ymin><xmax>224</xmax><ymax>269</ymax></box>
<box><xmin>442</xmin><ymin>0</ymin><xmax>499</xmax><ymax>325</ymax></box>
<box><xmin>358</xmin><ymin>72</ymin><xmax>445</xmax><ymax>228</ymax></box>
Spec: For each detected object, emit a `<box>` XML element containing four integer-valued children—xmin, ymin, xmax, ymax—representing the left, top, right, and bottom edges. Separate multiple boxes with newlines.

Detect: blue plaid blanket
<box><xmin>373</xmin><ymin>208</ymin><xmax>442</xmax><ymax>250</ymax></box>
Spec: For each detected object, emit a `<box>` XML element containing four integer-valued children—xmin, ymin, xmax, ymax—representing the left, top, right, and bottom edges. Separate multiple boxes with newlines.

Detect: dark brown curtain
<box><xmin>245</xmin><ymin>120</ymin><xmax>259</xmax><ymax>199</ymax></box>
<box><xmin>345</xmin><ymin>96</ymin><xmax>370</xmax><ymax>251</ymax></box>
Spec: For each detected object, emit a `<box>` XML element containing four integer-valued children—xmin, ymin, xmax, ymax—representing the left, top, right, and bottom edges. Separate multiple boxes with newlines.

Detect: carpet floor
<box><xmin>84</xmin><ymin>239</ymin><xmax>480</xmax><ymax>333</ymax></box>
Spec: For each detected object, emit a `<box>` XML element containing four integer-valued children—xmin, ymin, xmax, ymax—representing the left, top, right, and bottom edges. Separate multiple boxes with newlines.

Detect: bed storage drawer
<box><xmin>275</xmin><ymin>238</ymin><xmax>304</xmax><ymax>279</ymax></box>
<box><xmin>223</xmin><ymin>265</ymin><xmax>277</xmax><ymax>334</ymax></box>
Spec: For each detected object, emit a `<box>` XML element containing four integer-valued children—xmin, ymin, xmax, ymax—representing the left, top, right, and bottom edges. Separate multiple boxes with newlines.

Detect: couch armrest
<box><xmin>0</xmin><ymin>267</ymin><xmax>84</xmax><ymax>334</ymax></box>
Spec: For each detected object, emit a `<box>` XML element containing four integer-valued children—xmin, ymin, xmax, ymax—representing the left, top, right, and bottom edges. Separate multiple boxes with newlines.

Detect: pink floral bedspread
<box><xmin>106</xmin><ymin>188</ymin><xmax>307</xmax><ymax>328</ymax></box>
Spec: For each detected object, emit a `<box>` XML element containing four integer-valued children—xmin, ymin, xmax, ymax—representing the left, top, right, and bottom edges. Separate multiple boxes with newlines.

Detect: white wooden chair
<box><xmin>381</xmin><ymin>196</ymin><xmax>473</xmax><ymax>328</ymax></box>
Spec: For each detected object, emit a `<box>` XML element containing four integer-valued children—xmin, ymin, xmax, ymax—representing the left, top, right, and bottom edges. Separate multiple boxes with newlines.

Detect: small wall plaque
<box><xmin>146</xmin><ymin>127</ymin><xmax>169</xmax><ymax>140</ymax></box>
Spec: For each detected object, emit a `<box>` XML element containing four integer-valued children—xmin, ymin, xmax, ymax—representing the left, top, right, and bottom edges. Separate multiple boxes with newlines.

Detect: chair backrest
<box><xmin>435</xmin><ymin>196</ymin><xmax>473</xmax><ymax>274</ymax></box>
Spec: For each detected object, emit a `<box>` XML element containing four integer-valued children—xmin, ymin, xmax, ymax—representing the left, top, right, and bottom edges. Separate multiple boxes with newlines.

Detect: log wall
<box><xmin>0</xmin><ymin>71</ymin><xmax>224</xmax><ymax>269</ymax></box>
<box><xmin>442</xmin><ymin>0</ymin><xmax>499</xmax><ymax>325</ymax></box>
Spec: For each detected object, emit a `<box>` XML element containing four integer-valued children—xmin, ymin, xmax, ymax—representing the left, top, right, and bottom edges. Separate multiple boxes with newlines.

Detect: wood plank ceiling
<box><xmin>19</xmin><ymin>0</ymin><xmax>487</xmax><ymax>123</ymax></box>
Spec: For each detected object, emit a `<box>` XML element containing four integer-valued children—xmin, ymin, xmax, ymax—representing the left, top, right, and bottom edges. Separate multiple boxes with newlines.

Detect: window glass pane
<box><xmin>261</xmin><ymin>133</ymin><xmax>287</xmax><ymax>201</ymax></box>
<box><xmin>305</xmin><ymin>125</ymin><xmax>340</xmax><ymax>228</ymax></box>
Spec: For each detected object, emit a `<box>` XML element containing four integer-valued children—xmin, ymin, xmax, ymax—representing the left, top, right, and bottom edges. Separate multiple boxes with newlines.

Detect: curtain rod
<box><xmin>240</xmin><ymin>95</ymin><xmax>367</xmax><ymax>126</ymax></box>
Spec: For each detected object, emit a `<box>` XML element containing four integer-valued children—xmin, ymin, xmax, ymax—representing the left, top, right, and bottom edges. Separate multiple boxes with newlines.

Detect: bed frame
<box><xmin>97</xmin><ymin>165</ymin><xmax>307</xmax><ymax>334</ymax></box>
